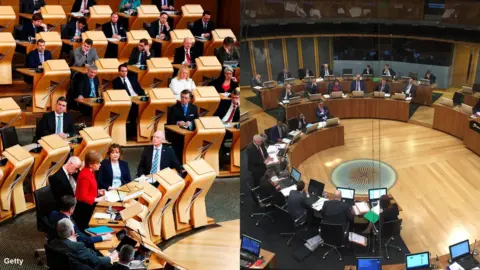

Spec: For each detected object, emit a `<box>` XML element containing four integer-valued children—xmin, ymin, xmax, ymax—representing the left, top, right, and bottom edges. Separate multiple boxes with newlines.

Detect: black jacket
<box><xmin>20</xmin><ymin>0</ymin><xmax>45</xmax><ymax>14</ymax></box>
<box><xmin>375</xmin><ymin>83</ymin><xmax>390</xmax><ymax>93</ymax></box>
<box><xmin>49</xmin><ymin>168</ymin><xmax>74</xmax><ymax>204</ymax></box>
<box><xmin>26</xmin><ymin>49</ymin><xmax>52</xmax><ymax>68</ymax></box>
<box><xmin>213</xmin><ymin>99</ymin><xmax>239</xmax><ymax>122</ymax></box>
<box><xmin>167</xmin><ymin>102</ymin><xmax>199</xmax><ymax>126</ymax></box>
<box><xmin>246</xmin><ymin>142</ymin><xmax>267</xmax><ymax>175</ymax></box>
<box><xmin>173</xmin><ymin>46</ymin><xmax>200</xmax><ymax>64</ymax></box>
<box><xmin>128</xmin><ymin>47</ymin><xmax>153</xmax><ymax>66</ymax></box>
<box><xmin>382</xmin><ymin>68</ymin><xmax>396</xmax><ymax>77</ymax></box>
<box><xmin>112</xmin><ymin>76</ymin><xmax>145</xmax><ymax>96</ymax></box>
<box><xmin>425</xmin><ymin>73</ymin><xmax>436</xmax><ymax>84</ymax></box>
<box><xmin>136</xmin><ymin>145</ymin><xmax>183</xmax><ymax>176</ymax></box>
<box><xmin>61</xmin><ymin>20</ymin><xmax>88</xmax><ymax>40</ymax></box>
<box><xmin>362</xmin><ymin>68</ymin><xmax>374</xmax><ymax>76</ymax></box>
<box><xmin>191</xmin><ymin>18</ymin><xmax>214</xmax><ymax>38</ymax></box>
<box><xmin>101</xmin><ymin>21</ymin><xmax>126</xmax><ymax>38</ymax></box>
<box><xmin>276</xmin><ymin>71</ymin><xmax>292</xmax><ymax>83</ymax></box>
<box><xmin>148</xmin><ymin>19</ymin><xmax>172</xmax><ymax>40</ymax></box>
<box><xmin>49</xmin><ymin>238</ymin><xmax>110</xmax><ymax>267</ymax></box>
<box><xmin>76</xmin><ymin>74</ymin><xmax>99</xmax><ymax>99</ymax></box>
<box><xmin>40</xmin><ymin>111</ymin><xmax>77</xmax><ymax>137</ymax></box>
<box><xmin>280</xmin><ymin>89</ymin><xmax>294</xmax><ymax>100</ymax></box>
<box><xmin>154</xmin><ymin>0</ymin><xmax>174</xmax><ymax>10</ymax></box>
<box><xmin>403</xmin><ymin>83</ymin><xmax>417</xmax><ymax>98</ymax></box>
<box><xmin>214</xmin><ymin>46</ymin><xmax>240</xmax><ymax>64</ymax></box>
<box><xmin>320</xmin><ymin>68</ymin><xmax>332</xmax><ymax>78</ymax></box>
<box><xmin>96</xmin><ymin>159</ymin><xmax>132</xmax><ymax>190</ymax></box>
<box><xmin>321</xmin><ymin>200</ymin><xmax>353</xmax><ymax>231</ymax></box>
<box><xmin>287</xmin><ymin>190</ymin><xmax>308</xmax><ymax>220</ymax></box>
<box><xmin>21</xmin><ymin>22</ymin><xmax>45</xmax><ymax>41</ymax></box>
<box><xmin>70</xmin><ymin>0</ymin><xmax>96</xmax><ymax>12</ymax></box>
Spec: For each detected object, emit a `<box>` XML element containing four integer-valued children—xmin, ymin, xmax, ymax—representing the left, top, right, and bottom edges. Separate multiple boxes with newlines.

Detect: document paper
<box><xmin>349</xmin><ymin>232</ymin><xmax>367</xmax><ymax>247</ymax></box>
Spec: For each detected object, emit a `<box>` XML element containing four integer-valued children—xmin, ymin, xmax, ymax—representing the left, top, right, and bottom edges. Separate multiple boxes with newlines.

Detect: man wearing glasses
<box><xmin>49</xmin><ymin>157</ymin><xmax>83</xmax><ymax>206</ymax></box>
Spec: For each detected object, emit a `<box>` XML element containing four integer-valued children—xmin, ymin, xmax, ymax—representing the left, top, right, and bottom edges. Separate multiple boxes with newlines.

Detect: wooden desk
<box><xmin>192</xmin><ymin>56</ymin><xmax>222</xmax><ymax>84</ymax></box>
<box><xmin>260</xmin><ymin>83</ymin><xmax>305</xmax><ymax>110</ymax></box>
<box><xmin>130</xmin><ymin>5</ymin><xmax>160</xmax><ymax>30</ymax></box>
<box><xmin>164</xmin><ymin>29</ymin><xmax>194</xmax><ymax>58</ymax></box>
<box><xmin>0</xmin><ymin>32</ymin><xmax>15</xmax><ymax>84</ymax></box>
<box><xmin>40</xmin><ymin>5</ymin><xmax>67</xmax><ymax>33</ymax></box>
<box><xmin>462</xmin><ymin>92</ymin><xmax>480</xmax><ymax>107</ymax></box>
<box><xmin>16</xmin><ymin>68</ymin><xmax>43</xmax><ymax>86</ymax></box>
<box><xmin>36</xmin><ymin>32</ymin><xmax>62</xmax><ymax>59</ymax></box>
<box><xmin>227</xmin><ymin>125</ymin><xmax>240</xmax><ymax>173</ymax></box>
<box><xmin>77</xmin><ymin>98</ymin><xmax>103</xmax><ymax>123</ymax></box>
<box><xmin>107</xmin><ymin>39</ymin><xmax>127</xmax><ymax>59</ymax></box>
<box><xmin>88</xmin><ymin>206</ymin><xmax>124</xmax><ymax>230</ymax></box>
<box><xmin>324</xmin><ymin>97</ymin><xmax>410</xmax><ymax>122</ymax></box>
<box><xmin>119</xmin><ymin>30</ymin><xmax>151</xmax><ymax>63</ymax></box>
<box><xmin>193</xmin><ymin>86</ymin><xmax>221</xmax><ymax>116</ymax></box>
<box><xmin>88</xmin><ymin>5</ymin><xmax>113</xmax><ymax>30</ymax></box>
<box><xmin>464</xmin><ymin>118</ymin><xmax>480</xmax><ymax>155</ymax></box>
<box><xmin>240</xmin><ymin>118</ymin><xmax>258</xmax><ymax>149</ymax></box>
<box><xmin>15</xmin><ymin>41</ymin><xmax>36</xmax><ymax>56</ymax></box>
<box><xmin>288</xmin><ymin>125</ymin><xmax>345</xmax><ymax>168</ymax></box>
<box><xmin>433</xmin><ymin>104</ymin><xmax>470</xmax><ymax>139</ymax></box>
<box><xmin>128</xmin><ymin>58</ymin><xmax>173</xmax><ymax>89</ymax></box>
<box><xmin>81</xmin><ymin>31</ymin><xmax>108</xmax><ymax>58</ymax></box>
<box><xmin>0</xmin><ymin>6</ymin><xmax>16</xmax><ymax>34</ymax></box>
<box><xmin>339</xmin><ymin>79</ymin><xmax>376</xmax><ymax>94</ymax></box>
<box><xmin>280</xmin><ymin>99</ymin><xmax>318</xmax><ymax>123</ymax></box>
<box><xmin>413</xmin><ymin>83</ymin><xmax>436</xmax><ymax>106</ymax></box>
<box><xmin>176</xmin><ymin>5</ymin><xmax>203</xmax><ymax>29</ymax></box>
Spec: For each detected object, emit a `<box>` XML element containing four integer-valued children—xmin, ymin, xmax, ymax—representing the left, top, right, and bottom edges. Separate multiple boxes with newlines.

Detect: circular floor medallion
<box><xmin>330</xmin><ymin>159</ymin><xmax>397</xmax><ymax>195</ymax></box>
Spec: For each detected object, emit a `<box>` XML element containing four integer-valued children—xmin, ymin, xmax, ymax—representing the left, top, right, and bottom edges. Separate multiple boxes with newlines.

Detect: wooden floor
<box><xmin>164</xmin><ymin>219</ymin><xmax>240</xmax><ymax>270</ymax></box>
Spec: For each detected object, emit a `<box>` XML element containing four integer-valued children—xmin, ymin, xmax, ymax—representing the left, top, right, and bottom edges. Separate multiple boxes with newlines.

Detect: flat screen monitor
<box><xmin>290</xmin><ymin>167</ymin><xmax>301</xmax><ymax>182</ymax></box>
<box><xmin>337</xmin><ymin>187</ymin><xmax>355</xmax><ymax>200</ymax></box>
<box><xmin>241</xmin><ymin>235</ymin><xmax>261</xmax><ymax>257</ymax></box>
<box><xmin>368</xmin><ymin>188</ymin><xmax>387</xmax><ymax>201</ymax></box>
<box><xmin>284</xmin><ymin>78</ymin><xmax>296</xmax><ymax>85</ymax></box>
<box><xmin>115</xmin><ymin>235</ymin><xmax>137</xmax><ymax>252</ymax></box>
<box><xmin>356</xmin><ymin>257</ymin><xmax>381</xmax><ymax>270</ymax></box>
<box><xmin>452</xmin><ymin>92</ymin><xmax>464</xmax><ymax>106</ymax></box>
<box><xmin>405</xmin><ymin>252</ymin><xmax>430</xmax><ymax>269</ymax></box>
<box><xmin>308</xmin><ymin>180</ymin><xmax>324</xmax><ymax>196</ymax></box>
<box><xmin>449</xmin><ymin>239</ymin><xmax>470</xmax><ymax>261</ymax></box>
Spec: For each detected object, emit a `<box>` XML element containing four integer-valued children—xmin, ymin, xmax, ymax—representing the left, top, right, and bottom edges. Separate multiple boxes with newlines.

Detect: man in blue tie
<box><xmin>39</xmin><ymin>96</ymin><xmax>77</xmax><ymax>138</ymax></box>
<box><xmin>75</xmin><ymin>67</ymin><xmax>99</xmax><ymax>115</ymax></box>
<box><xmin>350</xmin><ymin>74</ymin><xmax>366</xmax><ymax>92</ymax></box>
<box><xmin>26</xmin><ymin>39</ymin><xmax>52</xmax><ymax>68</ymax></box>
<box><xmin>167</xmin><ymin>90</ymin><xmax>199</xmax><ymax>130</ymax></box>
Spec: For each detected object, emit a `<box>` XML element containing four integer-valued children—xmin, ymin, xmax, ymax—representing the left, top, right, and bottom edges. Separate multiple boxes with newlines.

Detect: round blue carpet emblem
<box><xmin>331</xmin><ymin>159</ymin><xmax>397</xmax><ymax>195</ymax></box>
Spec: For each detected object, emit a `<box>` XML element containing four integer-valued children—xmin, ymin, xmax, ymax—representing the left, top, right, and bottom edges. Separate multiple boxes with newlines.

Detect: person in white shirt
<box><xmin>169</xmin><ymin>66</ymin><xmax>196</xmax><ymax>100</ymax></box>
<box><xmin>403</xmin><ymin>77</ymin><xmax>417</xmax><ymax>98</ymax></box>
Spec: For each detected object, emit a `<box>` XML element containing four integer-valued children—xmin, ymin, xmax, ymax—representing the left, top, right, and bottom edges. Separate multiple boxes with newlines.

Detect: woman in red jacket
<box><xmin>74</xmin><ymin>151</ymin><xmax>106</xmax><ymax>231</ymax></box>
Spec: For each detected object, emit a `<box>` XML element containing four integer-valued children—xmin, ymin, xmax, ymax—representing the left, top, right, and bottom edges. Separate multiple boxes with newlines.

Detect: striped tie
<box><xmin>150</xmin><ymin>148</ymin><xmax>160</xmax><ymax>174</ymax></box>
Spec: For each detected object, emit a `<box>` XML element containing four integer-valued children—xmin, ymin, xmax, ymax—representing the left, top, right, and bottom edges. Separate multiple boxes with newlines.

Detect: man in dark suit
<box><xmin>306</xmin><ymin>81</ymin><xmax>319</xmax><ymax>94</ymax></box>
<box><xmin>148</xmin><ymin>12</ymin><xmax>172</xmax><ymax>57</ymax></box>
<box><xmin>404</xmin><ymin>78</ymin><xmax>417</xmax><ymax>98</ymax></box>
<box><xmin>50</xmin><ymin>218</ymin><xmax>117</xmax><ymax>267</ymax></box>
<box><xmin>112</xmin><ymin>63</ymin><xmax>145</xmax><ymax>96</ymax></box>
<box><xmin>75</xmin><ymin>67</ymin><xmax>99</xmax><ymax>115</ymax></box>
<box><xmin>382</xmin><ymin>64</ymin><xmax>396</xmax><ymax>77</ymax></box>
<box><xmin>20</xmin><ymin>0</ymin><xmax>45</xmax><ymax>14</ymax></box>
<box><xmin>191</xmin><ymin>10</ymin><xmax>214</xmax><ymax>39</ymax></box>
<box><xmin>113</xmin><ymin>245</ymin><xmax>135</xmax><ymax>269</ymax></box>
<box><xmin>102</xmin><ymin>12</ymin><xmax>126</xmax><ymax>38</ymax></box>
<box><xmin>172</xmin><ymin>37</ymin><xmax>200</xmax><ymax>65</ymax></box>
<box><xmin>21</xmin><ymin>13</ymin><xmax>47</xmax><ymax>41</ymax></box>
<box><xmin>362</xmin><ymin>64</ymin><xmax>374</xmax><ymax>76</ymax></box>
<box><xmin>214</xmin><ymin>89</ymin><xmax>240</xmax><ymax>123</ymax></box>
<box><xmin>247</xmin><ymin>134</ymin><xmax>270</xmax><ymax>187</ymax></box>
<box><xmin>320</xmin><ymin>63</ymin><xmax>332</xmax><ymax>78</ymax></box>
<box><xmin>154</xmin><ymin>0</ymin><xmax>174</xmax><ymax>11</ymax></box>
<box><xmin>49</xmin><ymin>157</ymin><xmax>82</xmax><ymax>204</ymax></box>
<box><xmin>298</xmin><ymin>67</ymin><xmax>314</xmax><ymax>79</ymax></box>
<box><xmin>425</xmin><ymin>70</ymin><xmax>436</xmax><ymax>84</ymax></box>
<box><xmin>128</xmin><ymin>38</ymin><xmax>153</xmax><ymax>66</ymax></box>
<box><xmin>167</xmin><ymin>89</ymin><xmax>199</xmax><ymax>130</ymax></box>
<box><xmin>276</xmin><ymin>68</ymin><xmax>292</xmax><ymax>83</ymax></box>
<box><xmin>61</xmin><ymin>16</ymin><xmax>88</xmax><ymax>40</ymax></box>
<box><xmin>214</xmin><ymin>36</ymin><xmax>240</xmax><ymax>65</ymax></box>
<box><xmin>280</xmin><ymin>84</ymin><xmax>295</xmax><ymax>100</ymax></box>
<box><xmin>26</xmin><ymin>39</ymin><xmax>52</xmax><ymax>68</ymax></box>
<box><xmin>70</xmin><ymin>0</ymin><xmax>95</xmax><ymax>14</ymax></box>
<box><xmin>270</xmin><ymin>120</ymin><xmax>288</xmax><ymax>143</ymax></box>
<box><xmin>287</xmin><ymin>181</ymin><xmax>309</xmax><ymax>220</ymax></box>
<box><xmin>40</xmin><ymin>96</ymin><xmax>77</xmax><ymax>138</ymax></box>
<box><xmin>316</xmin><ymin>101</ymin><xmax>329</xmax><ymax>122</ymax></box>
<box><xmin>350</xmin><ymin>74</ymin><xmax>366</xmax><ymax>91</ymax></box>
<box><xmin>136</xmin><ymin>130</ymin><xmax>183</xmax><ymax>176</ymax></box>
<box><xmin>321</xmin><ymin>190</ymin><xmax>354</xmax><ymax>231</ymax></box>
<box><xmin>375</xmin><ymin>79</ymin><xmax>390</xmax><ymax>93</ymax></box>
<box><xmin>48</xmin><ymin>195</ymin><xmax>110</xmax><ymax>246</ymax></box>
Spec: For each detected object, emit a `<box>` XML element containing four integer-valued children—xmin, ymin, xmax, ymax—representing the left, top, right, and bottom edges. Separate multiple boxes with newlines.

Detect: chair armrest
<box><xmin>252</xmin><ymin>186</ymin><xmax>260</xmax><ymax>191</ymax></box>
<box><xmin>259</xmin><ymin>196</ymin><xmax>273</xmax><ymax>203</ymax></box>
<box><xmin>275</xmin><ymin>204</ymin><xmax>288</xmax><ymax>213</ymax></box>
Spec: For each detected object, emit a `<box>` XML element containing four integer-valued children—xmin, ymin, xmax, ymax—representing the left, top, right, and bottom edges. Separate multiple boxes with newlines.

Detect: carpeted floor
<box><xmin>240</xmin><ymin>150</ymin><xmax>410</xmax><ymax>270</ymax></box>
<box><xmin>0</xmin><ymin>129</ymin><xmax>239</xmax><ymax>269</ymax></box>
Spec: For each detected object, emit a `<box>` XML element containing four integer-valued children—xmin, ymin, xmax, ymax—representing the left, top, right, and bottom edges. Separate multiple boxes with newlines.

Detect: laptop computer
<box><xmin>357</xmin><ymin>257</ymin><xmax>381</xmax><ymax>270</ymax></box>
<box><xmin>337</xmin><ymin>187</ymin><xmax>355</xmax><ymax>206</ymax></box>
<box><xmin>462</xmin><ymin>86</ymin><xmax>473</xmax><ymax>94</ymax></box>
<box><xmin>352</xmin><ymin>91</ymin><xmax>364</xmax><ymax>98</ymax></box>
<box><xmin>326</xmin><ymin>117</ymin><xmax>340</xmax><ymax>127</ymax></box>
<box><xmin>368</xmin><ymin>188</ymin><xmax>387</xmax><ymax>203</ymax></box>
<box><xmin>308</xmin><ymin>179</ymin><xmax>325</xmax><ymax>197</ymax></box>
<box><xmin>405</xmin><ymin>251</ymin><xmax>430</xmax><ymax>270</ymax></box>
<box><xmin>240</xmin><ymin>235</ymin><xmax>261</xmax><ymax>268</ymax></box>
<box><xmin>306</xmin><ymin>122</ymin><xmax>318</xmax><ymax>134</ymax></box>
<box><xmin>449</xmin><ymin>239</ymin><xmax>479</xmax><ymax>270</ymax></box>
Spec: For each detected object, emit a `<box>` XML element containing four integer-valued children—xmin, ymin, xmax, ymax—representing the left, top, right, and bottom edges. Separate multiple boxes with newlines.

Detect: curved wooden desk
<box><xmin>0</xmin><ymin>32</ymin><xmax>16</xmax><ymax>85</ymax></box>
<box><xmin>240</xmin><ymin>118</ymin><xmax>258</xmax><ymax>149</ymax></box>
<box><xmin>432</xmin><ymin>104</ymin><xmax>470</xmax><ymax>139</ymax></box>
<box><xmin>324</xmin><ymin>98</ymin><xmax>410</xmax><ymax>122</ymax></box>
<box><xmin>260</xmin><ymin>83</ymin><xmax>305</xmax><ymax>110</ymax></box>
<box><xmin>465</xmin><ymin>118</ymin><xmax>480</xmax><ymax>156</ymax></box>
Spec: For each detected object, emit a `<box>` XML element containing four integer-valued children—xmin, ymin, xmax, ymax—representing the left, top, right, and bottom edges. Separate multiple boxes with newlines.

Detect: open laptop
<box><xmin>449</xmin><ymin>239</ymin><xmax>479</xmax><ymax>270</ymax></box>
<box><xmin>308</xmin><ymin>179</ymin><xmax>325</xmax><ymax>197</ymax></box>
<box><xmin>240</xmin><ymin>235</ymin><xmax>261</xmax><ymax>267</ymax></box>
<box><xmin>337</xmin><ymin>187</ymin><xmax>355</xmax><ymax>206</ymax></box>
<box><xmin>405</xmin><ymin>251</ymin><xmax>430</xmax><ymax>270</ymax></box>
<box><xmin>306</xmin><ymin>122</ymin><xmax>318</xmax><ymax>134</ymax></box>
<box><xmin>357</xmin><ymin>257</ymin><xmax>381</xmax><ymax>270</ymax></box>
<box><xmin>281</xmin><ymin>167</ymin><xmax>301</xmax><ymax>188</ymax></box>
<box><xmin>462</xmin><ymin>86</ymin><xmax>473</xmax><ymax>94</ymax></box>
<box><xmin>368</xmin><ymin>188</ymin><xmax>387</xmax><ymax>203</ymax></box>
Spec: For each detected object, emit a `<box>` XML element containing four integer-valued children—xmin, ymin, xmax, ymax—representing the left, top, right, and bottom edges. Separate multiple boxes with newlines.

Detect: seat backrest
<box><xmin>287</xmin><ymin>118</ymin><xmax>298</xmax><ymax>131</ymax></box>
<box><xmin>0</xmin><ymin>126</ymin><xmax>19</xmax><ymax>151</ymax></box>
<box><xmin>187</xmin><ymin>22</ymin><xmax>194</xmax><ymax>30</ymax></box>
<box><xmin>34</xmin><ymin>186</ymin><xmax>57</xmax><ymax>233</ymax></box>
<box><xmin>45</xmin><ymin>243</ymin><xmax>71</xmax><ymax>270</ymax></box>
<box><xmin>68</xmin><ymin>255</ymin><xmax>95</xmax><ymax>270</ymax></box>
<box><xmin>381</xmin><ymin>218</ymin><xmax>402</xmax><ymax>239</ymax></box>
<box><xmin>320</xmin><ymin>222</ymin><xmax>345</xmax><ymax>246</ymax></box>
<box><xmin>342</xmin><ymin>68</ymin><xmax>353</xmax><ymax>75</ymax></box>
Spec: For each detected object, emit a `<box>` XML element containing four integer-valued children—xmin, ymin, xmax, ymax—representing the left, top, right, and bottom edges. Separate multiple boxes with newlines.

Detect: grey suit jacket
<box><xmin>72</xmin><ymin>47</ymin><xmax>99</xmax><ymax>67</ymax></box>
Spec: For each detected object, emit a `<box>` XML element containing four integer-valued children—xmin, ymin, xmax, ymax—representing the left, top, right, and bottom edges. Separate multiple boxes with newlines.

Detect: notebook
<box><xmin>86</xmin><ymin>226</ymin><xmax>114</xmax><ymax>236</ymax></box>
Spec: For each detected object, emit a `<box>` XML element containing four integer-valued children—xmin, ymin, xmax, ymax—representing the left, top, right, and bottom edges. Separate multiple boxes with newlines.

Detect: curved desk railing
<box><xmin>324</xmin><ymin>98</ymin><xmax>410</xmax><ymax>122</ymax></box>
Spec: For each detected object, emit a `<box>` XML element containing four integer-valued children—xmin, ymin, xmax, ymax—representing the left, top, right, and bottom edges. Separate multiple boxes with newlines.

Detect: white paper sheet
<box><xmin>281</xmin><ymin>185</ymin><xmax>296</xmax><ymax>197</ymax></box>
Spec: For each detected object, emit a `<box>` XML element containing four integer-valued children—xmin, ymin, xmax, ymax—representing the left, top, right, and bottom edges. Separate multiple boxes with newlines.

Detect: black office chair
<box><xmin>45</xmin><ymin>243</ymin><xmax>95</xmax><ymax>270</ymax></box>
<box><xmin>263</xmin><ymin>127</ymin><xmax>275</xmax><ymax>144</ymax></box>
<box><xmin>248</xmin><ymin>183</ymin><xmax>275</xmax><ymax>226</ymax></box>
<box><xmin>342</xmin><ymin>69</ymin><xmax>353</xmax><ymax>75</ymax></box>
<box><xmin>0</xmin><ymin>126</ymin><xmax>20</xmax><ymax>151</ymax></box>
<box><xmin>320</xmin><ymin>222</ymin><xmax>349</xmax><ymax>261</ymax></box>
<box><xmin>33</xmin><ymin>186</ymin><xmax>57</xmax><ymax>265</ymax></box>
<box><xmin>280</xmin><ymin>210</ymin><xmax>307</xmax><ymax>246</ymax></box>
<box><xmin>380</xmin><ymin>219</ymin><xmax>403</xmax><ymax>259</ymax></box>
<box><xmin>187</xmin><ymin>22</ymin><xmax>194</xmax><ymax>31</ymax></box>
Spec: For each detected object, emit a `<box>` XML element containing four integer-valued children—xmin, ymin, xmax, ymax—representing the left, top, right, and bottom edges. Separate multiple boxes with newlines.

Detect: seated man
<box><xmin>71</xmin><ymin>39</ymin><xmax>99</xmax><ymax>67</ymax></box>
<box><xmin>49</xmin><ymin>195</ymin><xmax>112</xmax><ymax>246</ymax></box>
<box><xmin>149</xmin><ymin>12</ymin><xmax>172</xmax><ymax>57</ymax></box>
<box><xmin>382</xmin><ymin>64</ymin><xmax>396</xmax><ymax>78</ymax></box>
<box><xmin>62</xmin><ymin>16</ymin><xmax>88</xmax><ymax>41</ymax></box>
<box><xmin>167</xmin><ymin>89</ymin><xmax>199</xmax><ymax>131</ymax></box>
<box><xmin>50</xmin><ymin>218</ymin><xmax>117</xmax><ymax>268</ymax></box>
<box><xmin>350</xmin><ymin>74</ymin><xmax>366</xmax><ymax>91</ymax></box>
<box><xmin>316</xmin><ymin>101</ymin><xmax>329</xmax><ymax>122</ymax></box>
<box><xmin>287</xmin><ymin>181</ymin><xmax>309</xmax><ymax>220</ymax></box>
<box><xmin>328</xmin><ymin>79</ymin><xmax>342</xmax><ymax>94</ymax></box>
<box><xmin>362</xmin><ymin>64</ymin><xmax>374</xmax><ymax>76</ymax></box>
<box><xmin>320</xmin><ymin>63</ymin><xmax>332</xmax><ymax>78</ymax></box>
<box><xmin>214</xmin><ymin>36</ymin><xmax>240</xmax><ymax>65</ymax></box>
<box><xmin>191</xmin><ymin>10</ymin><xmax>214</xmax><ymax>39</ymax></box>
<box><xmin>276</xmin><ymin>68</ymin><xmax>291</xmax><ymax>84</ymax></box>
<box><xmin>173</xmin><ymin>37</ymin><xmax>200</xmax><ymax>65</ymax></box>
<box><xmin>20</xmin><ymin>0</ymin><xmax>45</xmax><ymax>14</ymax></box>
<box><xmin>306</xmin><ymin>81</ymin><xmax>319</xmax><ymax>94</ymax></box>
<box><xmin>424</xmin><ymin>70</ymin><xmax>436</xmax><ymax>84</ymax></box>
<box><xmin>281</xmin><ymin>83</ymin><xmax>294</xmax><ymax>100</ymax></box>
<box><xmin>70</xmin><ymin>0</ymin><xmax>95</xmax><ymax>15</ymax></box>
<box><xmin>49</xmin><ymin>156</ymin><xmax>82</xmax><ymax>204</ymax></box>
<box><xmin>155</xmin><ymin>0</ymin><xmax>174</xmax><ymax>11</ymax></box>
<box><xmin>299</xmin><ymin>67</ymin><xmax>314</xmax><ymax>79</ymax></box>
<box><xmin>251</xmin><ymin>74</ymin><xmax>262</xmax><ymax>95</ymax></box>
<box><xmin>113</xmin><ymin>245</ymin><xmax>135</xmax><ymax>269</ymax></box>
<box><xmin>214</xmin><ymin>89</ymin><xmax>240</xmax><ymax>123</ymax></box>
<box><xmin>75</xmin><ymin>67</ymin><xmax>99</xmax><ymax>115</ymax></box>
<box><xmin>321</xmin><ymin>190</ymin><xmax>354</xmax><ymax>231</ymax></box>
<box><xmin>270</xmin><ymin>120</ymin><xmax>288</xmax><ymax>143</ymax></box>
<box><xmin>375</xmin><ymin>79</ymin><xmax>390</xmax><ymax>93</ymax></box>
<box><xmin>21</xmin><ymin>13</ymin><xmax>47</xmax><ymax>41</ymax></box>
<box><xmin>137</xmin><ymin>130</ymin><xmax>184</xmax><ymax>176</ymax></box>
<box><xmin>404</xmin><ymin>78</ymin><xmax>417</xmax><ymax>98</ymax></box>
<box><xmin>102</xmin><ymin>12</ymin><xmax>127</xmax><ymax>39</ymax></box>
<box><xmin>128</xmin><ymin>38</ymin><xmax>153</xmax><ymax>66</ymax></box>
<box><xmin>26</xmin><ymin>39</ymin><xmax>52</xmax><ymax>68</ymax></box>
<box><xmin>40</xmin><ymin>96</ymin><xmax>76</xmax><ymax>138</ymax></box>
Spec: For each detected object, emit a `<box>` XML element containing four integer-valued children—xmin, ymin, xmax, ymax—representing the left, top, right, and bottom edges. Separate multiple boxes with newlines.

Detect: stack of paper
<box><xmin>93</xmin><ymin>213</ymin><xmax>112</xmax><ymax>219</ymax></box>
<box><xmin>276</xmin><ymin>143</ymin><xmax>287</xmax><ymax>149</ymax></box>
<box><xmin>353</xmin><ymin>202</ymin><xmax>370</xmax><ymax>215</ymax></box>
<box><xmin>280</xmin><ymin>185</ymin><xmax>296</xmax><ymax>197</ymax></box>
<box><xmin>253</xmin><ymin>86</ymin><xmax>262</xmax><ymax>90</ymax></box>
<box><xmin>311</xmin><ymin>198</ymin><xmax>328</xmax><ymax>211</ymax></box>
<box><xmin>406</xmin><ymin>97</ymin><xmax>412</xmax><ymax>101</ymax></box>
<box><xmin>289</xmin><ymin>130</ymin><xmax>301</xmax><ymax>137</ymax></box>
<box><xmin>267</xmin><ymin>145</ymin><xmax>279</xmax><ymax>155</ymax></box>
<box><xmin>282</xmin><ymin>100</ymin><xmax>290</xmax><ymax>104</ymax></box>
<box><xmin>105</xmin><ymin>190</ymin><xmax>128</xmax><ymax>202</ymax></box>
<box><xmin>448</xmin><ymin>262</ymin><xmax>465</xmax><ymax>270</ymax></box>
<box><xmin>348</xmin><ymin>232</ymin><xmax>367</xmax><ymax>247</ymax></box>
<box><xmin>107</xmin><ymin>38</ymin><xmax>120</xmax><ymax>42</ymax></box>
<box><xmin>282</xmin><ymin>138</ymin><xmax>292</xmax><ymax>144</ymax></box>
<box><xmin>305</xmin><ymin>235</ymin><xmax>323</xmax><ymax>251</ymax></box>
<box><xmin>70</xmin><ymin>12</ymin><xmax>84</xmax><ymax>17</ymax></box>
<box><xmin>323</xmin><ymin>94</ymin><xmax>331</xmax><ymax>99</ymax></box>
<box><xmin>385</xmin><ymin>93</ymin><xmax>391</xmax><ymax>97</ymax></box>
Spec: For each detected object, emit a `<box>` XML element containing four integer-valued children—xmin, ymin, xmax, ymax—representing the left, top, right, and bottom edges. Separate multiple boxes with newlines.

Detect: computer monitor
<box><xmin>449</xmin><ymin>240</ymin><xmax>470</xmax><ymax>261</ymax></box>
<box><xmin>308</xmin><ymin>180</ymin><xmax>325</xmax><ymax>196</ymax></box>
<box><xmin>368</xmin><ymin>188</ymin><xmax>387</xmax><ymax>201</ymax></box>
<box><xmin>337</xmin><ymin>187</ymin><xmax>355</xmax><ymax>200</ymax></box>
<box><xmin>241</xmin><ymin>235</ymin><xmax>261</xmax><ymax>258</ymax></box>
<box><xmin>356</xmin><ymin>257</ymin><xmax>381</xmax><ymax>270</ymax></box>
<box><xmin>290</xmin><ymin>167</ymin><xmax>301</xmax><ymax>182</ymax></box>
<box><xmin>405</xmin><ymin>252</ymin><xmax>430</xmax><ymax>269</ymax></box>
<box><xmin>284</xmin><ymin>78</ymin><xmax>296</xmax><ymax>86</ymax></box>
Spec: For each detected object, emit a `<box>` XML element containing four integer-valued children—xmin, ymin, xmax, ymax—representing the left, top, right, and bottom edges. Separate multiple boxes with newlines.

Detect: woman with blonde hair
<box><xmin>169</xmin><ymin>65</ymin><xmax>196</xmax><ymax>100</ymax></box>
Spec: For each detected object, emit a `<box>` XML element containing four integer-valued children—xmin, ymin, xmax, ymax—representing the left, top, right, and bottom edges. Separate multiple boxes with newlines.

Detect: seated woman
<box><xmin>210</xmin><ymin>66</ymin><xmax>239</xmax><ymax>94</ymax></box>
<box><xmin>362</xmin><ymin>194</ymin><xmax>399</xmax><ymax>234</ymax></box>
<box><xmin>169</xmin><ymin>66</ymin><xmax>196</xmax><ymax>100</ymax></box>
<box><xmin>119</xmin><ymin>0</ymin><xmax>141</xmax><ymax>13</ymax></box>
<box><xmin>327</xmin><ymin>79</ymin><xmax>342</xmax><ymax>94</ymax></box>
<box><xmin>74</xmin><ymin>151</ymin><xmax>106</xmax><ymax>231</ymax></box>
<box><xmin>97</xmin><ymin>144</ymin><xmax>132</xmax><ymax>191</ymax></box>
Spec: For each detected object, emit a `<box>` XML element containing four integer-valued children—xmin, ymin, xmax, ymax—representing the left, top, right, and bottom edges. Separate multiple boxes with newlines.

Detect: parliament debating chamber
<box><xmin>0</xmin><ymin>0</ymin><xmax>241</xmax><ymax>269</ymax></box>
<box><xmin>239</xmin><ymin>0</ymin><xmax>480</xmax><ymax>270</ymax></box>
